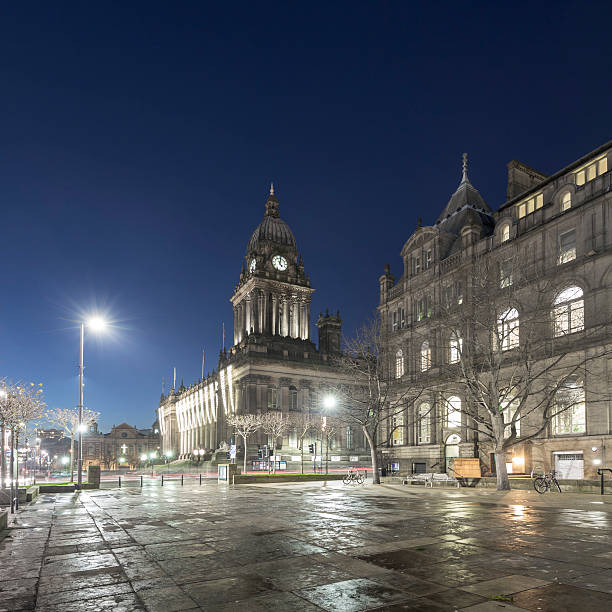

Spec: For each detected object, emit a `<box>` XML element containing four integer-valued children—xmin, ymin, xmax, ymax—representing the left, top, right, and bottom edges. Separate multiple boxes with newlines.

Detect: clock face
<box><xmin>249</xmin><ymin>259</ymin><xmax>256</xmax><ymax>273</ymax></box>
<box><xmin>272</xmin><ymin>255</ymin><xmax>288</xmax><ymax>271</ymax></box>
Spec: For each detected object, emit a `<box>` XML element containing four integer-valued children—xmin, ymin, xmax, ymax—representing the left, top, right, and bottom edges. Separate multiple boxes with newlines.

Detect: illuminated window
<box><xmin>561</xmin><ymin>192</ymin><xmax>571</xmax><ymax>212</ymax></box>
<box><xmin>449</xmin><ymin>332</ymin><xmax>462</xmax><ymax>363</ymax></box>
<box><xmin>558</xmin><ymin>229</ymin><xmax>576</xmax><ymax>264</ymax></box>
<box><xmin>553</xmin><ymin>286</ymin><xmax>584</xmax><ymax>336</ymax></box>
<box><xmin>497</xmin><ymin>308</ymin><xmax>520</xmax><ymax>351</ymax></box>
<box><xmin>425</xmin><ymin>249</ymin><xmax>432</xmax><ymax>269</ymax></box>
<box><xmin>553</xmin><ymin>378</ymin><xmax>585</xmax><ymax>434</ymax></box>
<box><xmin>399</xmin><ymin>307</ymin><xmax>406</xmax><ymax>329</ymax></box>
<box><xmin>420</xmin><ymin>341</ymin><xmax>431</xmax><ymax>372</ymax></box>
<box><xmin>395</xmin><ymin>349</ymin><xmax>405</xmax><ymax>378</ymax></box>
<box><xmin>500</xmin><ymin>260</ymin><xmax>513</xmax><ymax>288</ymax></box>
<box><xmin>446</xmin><ymin>396</ymin><xmax>462</xmax><ymax>427</ymax></box>
<box><xmin>517</xmin><ymin>193</ymin><xmax>544</xmax><ymax>219</ymax></box>
<box><xmin>501</xmin><ymin>391</ymin><xmax>521</xmax><ymax>438</ymax></box>
<box><xmin>418</xmin><ymin>403</ymin><xmax>431</xmax><ymax>443</ymax></box>
<box><xmin>267</xmin><ymin>387</ymin><xmax>278</xmax><ymax>410</ymax></box>
<box><xmin>455</xmin><ymin>281</ymin><xmax>463</xmax><ymax>305</ymax></box>
<box><xmin>501</xmin><ymin>224</ymin><xmax>510</xmax><ymax>242</ymax></box>
<box><xmin>392</xmin><ymin>415</ymin><xmax>404</xmax><ymax>445</ymax></box>
<box><xmin>413</xmin><ymin>255</ymin><xmax>421</xmax><ymax>275</ymax></box>
<box><xmin>576</xmin><ymin>157</ymin><xmax>608</xmax><ymax>186</ymax></box>
<box><xmin>346</xmin><ymin>426</ymin><xmax>354</xmax><ymax>449</ymax></box>
<box><xmin>415</xmin><ymin>296</ymin><xmax>431</xmax><ymax>321</ymax></box>
<box><xmin>392</xmin><ymin>311</ymin><xmax>398</xmax><ymax>331</ymax></box>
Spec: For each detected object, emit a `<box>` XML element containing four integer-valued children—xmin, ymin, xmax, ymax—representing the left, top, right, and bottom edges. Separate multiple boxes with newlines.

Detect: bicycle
<box><xmin>532</xmin><ymin>470</ymin><xmax>562</xmax><ymax>494</ymax></box>
<box><xmin>343</xmin><ymin>469</ymin><xmax>364</xmax><ymax>485</ymax></box>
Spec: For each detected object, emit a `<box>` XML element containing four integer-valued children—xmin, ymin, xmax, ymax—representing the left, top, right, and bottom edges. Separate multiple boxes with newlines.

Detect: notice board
<box><xmin>453</xmin><ymin>458</ymin><xmax>481</xmax><ymax>478</ymax></box>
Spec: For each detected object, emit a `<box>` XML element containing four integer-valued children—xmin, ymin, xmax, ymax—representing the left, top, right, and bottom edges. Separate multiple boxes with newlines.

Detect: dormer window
<box><xmin>561</xmin><ymin>192</ymin><xmax>572</xmax><ymax>212</ymax></box>
<box><xmin>575</xmin><ymin>156</ymin><xmax>607</xmax><ymax>186</ymax></box>
<box><xmin>501</xmin><ymin>224</ymin><xmax>510</xmax><ymax>243</ymax></box>
<box><xmin>412</xmin><ymin>255</ymin><xmax>421</xmax><ymax>275</ymax></box>
<box><xmin>517</xmin><ymin>193</ymin><xmax>543</xmax><ymax>219</ymax></box>
<box><xmin>425</xmin><ymin>249</ymin><xmax>432</xmax><ymax>269</ymax></box>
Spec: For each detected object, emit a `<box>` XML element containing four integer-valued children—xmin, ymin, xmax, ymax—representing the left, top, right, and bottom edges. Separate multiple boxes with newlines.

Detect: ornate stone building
<box><xmin>379</xmin><ymin>142</ymin><xmax>612</xmax><ymax>479</ymax></box>
<box><xmin>158</xmin><ymin>188</ymin><xmax>368</xmax><ymax>462</ymax></box>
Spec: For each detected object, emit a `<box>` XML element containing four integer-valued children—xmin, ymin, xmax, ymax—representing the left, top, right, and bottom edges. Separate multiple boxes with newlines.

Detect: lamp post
<box><xmin>77</xmin><ymin>317</ymin><xmax>107</xmax><ymax>488</ymax></box>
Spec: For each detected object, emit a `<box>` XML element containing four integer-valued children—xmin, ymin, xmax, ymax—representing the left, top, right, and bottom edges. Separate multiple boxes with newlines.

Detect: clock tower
<box><xmin>231</xmin><ymin>186</ymin><xmax>314</xmax><ymax>346</ymax></box>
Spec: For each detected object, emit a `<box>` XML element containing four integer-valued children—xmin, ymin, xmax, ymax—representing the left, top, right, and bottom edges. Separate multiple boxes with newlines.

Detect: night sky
<box><xmin>1</xmin><ymin>2</ymin><xmax>610</xmax><ymax>431</ymax></box>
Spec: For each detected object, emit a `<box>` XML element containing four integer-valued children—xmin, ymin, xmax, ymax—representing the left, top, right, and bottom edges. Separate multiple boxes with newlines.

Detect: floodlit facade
<box><xmin>158</xmin><ymin>188</ymin><xmax>368</xmax><ymax>463</ymax></box>
<box><xmin>378</xmin><ymin>142</ymin><xmax>612</xmax><ymax>479</ymax></box>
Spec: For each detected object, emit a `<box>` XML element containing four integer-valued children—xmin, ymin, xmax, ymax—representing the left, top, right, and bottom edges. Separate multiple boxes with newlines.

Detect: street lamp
<box><xmin>77</xmin><ymin>316</ymin><xmax>108</xmax><ymax>489</ymax></box>
<box><xmin>322</xmin><ymin>395</ymin><xmax>337</xmax><ymax>475</ymax></box>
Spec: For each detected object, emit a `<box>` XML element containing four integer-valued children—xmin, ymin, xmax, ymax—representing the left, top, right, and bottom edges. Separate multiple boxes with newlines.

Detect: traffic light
<box><xmin>257</xmin><ymin>446</ymin><xmax>263</xmax><ymax>459</ymax></box>
<box><xmin>308</xmin><ymin>443</ymin><xmax>315</xmax><ymax>454</ymax></box>
<box><xmin>225</xmin><ymin>451</ymin><xmax>230</xmax><ymax>460</ymax></box>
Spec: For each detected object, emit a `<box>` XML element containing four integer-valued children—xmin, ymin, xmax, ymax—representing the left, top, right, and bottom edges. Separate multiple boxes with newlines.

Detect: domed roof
<box><xmin>246</xmin><ymin>188</ymin><xmax>297</xmax><ymax>254</ymax></box>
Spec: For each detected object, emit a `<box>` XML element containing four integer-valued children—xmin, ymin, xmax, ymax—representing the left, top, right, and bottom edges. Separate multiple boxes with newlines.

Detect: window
<box><xmin>346</xmin><ymin>426</ymin><xmax>354</xmax><ymax>450</ymax></box>
<box><xmin>425</xmin><ymin>249</ymin><xmax>432</xmax><ymax>269</ymax></box>
<box><xmin>420</xmin><ymin>341</ymin><xmax>431</xmax><ymax>372</ymax></box>
<box><xmin>395</xmin><ymin>349</ymin><xmax>405</xmax><ymax>378</ymax></box>
<box><xmin>558</xmin><ymin>229</ymin><xmax>576</xmax><ymax>264</ymax></box>
<box><xmin>561</xmin><ymin>192</ymin><xmax>571</xmax><ymax>212</ymax></box>
<box><xmin>455</xmin><ymin>281</ymin><xmax>463</xmax><ymax>305</ymax></box>
<box><xmin>289</xmin><ymin>386</ymin><xmax>298</xmax><ymax>411</ymax></box>
<box><xmin>415</xmin><ymin>296</ymin><xmax>432</xmax><ymax>321</ymax></box>
<box><xmin>418</xmin><ymin>403</ymin><xmax>431</xmax><ymax>443</ymax></box>
<box><xmin>449</xmin><ymin>332</ymin><xmax>462</xmax><ymax>363</ymax></box>
<box><xmin>575</xmin><ymin>157</ymin><xmax>608</xmax><ymax>186</ymax></box>
<box><xmin>392</xmin><ymin>415</ymin><xmax>404</xmax><ymax>445</ymax></box>
<box><xmin>392</xmin><ymin>311</ymin><xmax>398</xmax><ymax>331</ymax></box>
<box><xmin>497</xmin><ymin>308</ymin><xmax>520</xmax><ymax>351</ymax></box>
<box><xmin>553</xmin><ymin>378</ymin><xmax>585</xmax><ymax>435</ymax></box>
<box><xmin>501</xmin><ymin>224</ymin><xmax>510</xmax><ymax>242</ymax></box>
<box><xmin>413</xmin><ymin>255</ymin><xmax>421</xmax><ymax>275</ymax></box>
<box><xmin>446</xmin><ymin>396</ymin><xmax>462</xmax><ymax>427</ymax></box>
<box><xmin>553</xmin><ymin>286</ymin><xmax>584</xmax><ymax>336</ymax></box>
<box><xmin>517</xmin><ymin>193</ymin><xmax>544</xmax><ymax>219</ymax></box>
<box><xmin>500</xmin><ymin>391</ymin><xmax>520</xmax><ymax>438</ymax></box>
<box><xmin>500</xmin><ymin>260</ymin><xmax>513</xmax><ymax>288</ymax></box>
<box><xmin>267</xmin><ymin>387</ymin><xmax>278</xmax><ymax>410</ymax></box>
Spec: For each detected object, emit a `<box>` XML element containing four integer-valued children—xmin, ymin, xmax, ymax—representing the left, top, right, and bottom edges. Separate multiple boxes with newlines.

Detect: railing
<box><xmin>597</xmin><ymin>468</ymin><xmax>612</xmax><ymax>495</ymax></box>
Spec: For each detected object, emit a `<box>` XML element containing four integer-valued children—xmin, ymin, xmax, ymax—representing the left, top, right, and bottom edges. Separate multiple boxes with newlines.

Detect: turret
<box><xmin>316</xmin><ymin>309</ymin><xmax>342</xmax><ymax>354</ymax></box>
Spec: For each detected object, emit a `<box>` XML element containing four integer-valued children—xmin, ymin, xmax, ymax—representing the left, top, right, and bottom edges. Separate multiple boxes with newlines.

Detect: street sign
<box><xmin>229</xmin><ymin>444</ymin><xmax>236</xmax><ymax>459</ymax></box>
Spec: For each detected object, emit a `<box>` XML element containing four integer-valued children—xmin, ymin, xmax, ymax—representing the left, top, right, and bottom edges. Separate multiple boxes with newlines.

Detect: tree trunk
<box><xmin>494</xmin><ymin>450</ymin><xmax>510</xmax><ymax>491</ymax></box>
<box><xmin>272</xmin><ymin>442</ymin><xmax>276</xmax><ymax>474</ymax></box>
<box><xmin>242</xmin><ymin>434</ymin><xmax>247</xmax><ymax>475</ymax></box>
<box><xmin>1</xmin><ymin>421</ymin><xmax>5</xmax><ymax>488</ymax></box>
<box><xmin>363</xmin><ymin>426</ymin><xmax>380</xmax><ymax>484</ymax></box>
<box><xmin>300</xmin><ymin>438</ymin><xmax>304</xmax><ymax>474</ymax></box>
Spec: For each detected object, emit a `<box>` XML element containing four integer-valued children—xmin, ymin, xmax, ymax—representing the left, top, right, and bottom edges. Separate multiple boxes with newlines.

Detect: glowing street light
<box><xmin>76</xmin><ymin>315</ymin><xmax>108</xmax><ymax>489</ymax></box>
<box><xmin>140</xmin><ymin>454</ymin><xmax>148</xmax><ymax>462</ymax></box>
<box><xmin>322</xmin><ymin>395</ymin><xmax>337</xmax><ymax>410</ymax></box>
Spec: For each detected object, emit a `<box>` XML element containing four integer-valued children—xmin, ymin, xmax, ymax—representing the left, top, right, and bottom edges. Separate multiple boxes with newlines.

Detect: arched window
<box><xmin>289</xmin><ymin>386</ymin><xmax>298</xmax><ymax>411</ymax></box>
<box><xmin>418</xmin><ymin>403</ymin><xmax>431</xmax><ymax>444</ymax></box>
<box><xmin>501</xmin><ymin>224</ymin><xmax>510</xmax><ymax>242</ymax></box>
<box><xmin>553</xmin><ymin>377</ymin><xmax>585</xmax><ymax>434</ymax></box>
<box><xmin>449</xmin><ymin>332</ymin><xmax>462</xmax><ymax>363</ymax></box>
<box><xmin>395</xmin><ymin>349</ymin><xmax>405</xmax><ymax>378</ymax></box>
<box><xmin>553</xmin><ymin>286</ymin><xmax>584</xmax><ymax>336</ymax></box>
<box><xmin>445</xmin><ymin>396</ymin><xmax>462</xmax><ymax>427</ymax></box>
<box><xmin>420</xmin><ymin>341</ymin><xmax>431</xmax><ymax>372</ymax></box>
<box><xmin>561</xmin><ymin>191</ymin><xmax>572</xmax><ymax>212</ymax></box>
<box><xmin>497</xmin><ymin>308</ymin><xmax>520</xmax><ymax>351</ymax></box>
<box><xmin>392</xmin><ymin>414</ymin><xmax>404</xmax><ymax>445</ymax></box>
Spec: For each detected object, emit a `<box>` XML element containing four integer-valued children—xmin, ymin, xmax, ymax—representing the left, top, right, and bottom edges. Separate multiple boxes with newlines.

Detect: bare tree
<box><xmin>46</xmin><ymin>407</ymin><xmax>100</xmax><ymax>482</ymax></box>
<box><xmin>415</xmin><ymin>254</ymin><xmax>611</xmax><ymax>490</ymax></box>
<box><xmin>289</xmin><ymin>412</ymin><xmax>315</xmax><ymax>474</ymax></box>
<box><xmin>260</xmin><ymin>412</ymin><xmax>288</xmax><ymax>474</ymax></box>
<box><xmin>226</xmin><ymin>413</ymin><xmax>262</xmax><ymax>474</ymax></box>
<box><xmin>329</xmin><ymin>318</ymin><xmax>426</xmax><ymax>484</ymax></box>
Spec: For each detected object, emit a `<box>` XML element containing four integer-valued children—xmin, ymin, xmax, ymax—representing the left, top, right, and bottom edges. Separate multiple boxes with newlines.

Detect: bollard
<box><xmin>181</xmin><ymin>474</ymin><xmax>184</xmax><ymax>486</ymax></box>
<box><xmin>140</xmin><ymin>475</ymin><xmax>143</xmax><ymax>487</ymax></box>
<box><xmin>118</xmin><ymin>476</ymin><xmax>121</xmax><ymax>488</ymax></box>
<box><xmin>199</xmin><ymin>473</ymin><xmax>202</xmax><ymax>485</ymax></box>
<box><xmin>161</xmin><ymin>474</ymin><xmax>164</xmax><ymax>486</ymax></box>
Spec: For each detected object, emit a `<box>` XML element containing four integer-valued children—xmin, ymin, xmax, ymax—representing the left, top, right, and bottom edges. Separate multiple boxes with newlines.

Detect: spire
<box><xmin>269</xmin><ymin>182</ymin><xmax>275</xmax><ymax>196</ymax></box>
<box><xmin>461</xmin><ymin>152</ymin><xmax>469</xmax><ymax>184</ymax></box>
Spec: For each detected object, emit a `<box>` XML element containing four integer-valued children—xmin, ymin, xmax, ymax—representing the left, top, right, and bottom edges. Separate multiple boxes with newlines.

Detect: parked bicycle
<box><xmin>343</xmin><ymin>469</ymin><xmax>364</xmax><ymax>485</ymax></box>
<box><xmin>532</xmin><ymin>470</ymin><xmax>562</xmax><ymax>494</ymax></box>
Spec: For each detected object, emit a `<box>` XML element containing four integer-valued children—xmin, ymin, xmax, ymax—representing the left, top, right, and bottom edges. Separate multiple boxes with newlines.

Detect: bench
<box><xmin>403</xmin><ymin>473</ymin><xmax>433</xmax><ymax>486</ymax></box>
<box><xmin>431</xmin><ymin>473</ymin><xmax>460</xmax><ymax>488</ymax></box>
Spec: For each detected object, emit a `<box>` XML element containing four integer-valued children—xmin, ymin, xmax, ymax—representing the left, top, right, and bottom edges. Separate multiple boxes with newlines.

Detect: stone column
<box><xmin>305</xmin><ymin>302</ymin><xmax>310</xmax><ymax>340</ymax></box>
<box><xmin>282</xmin><ymin>297</ymin><xmax>289</xmax><ymax>336</ymax></box>
<box><xmin>271</xmin><ymin>294</ymin><xmax>277</xmax><ymax>335</ymax></box>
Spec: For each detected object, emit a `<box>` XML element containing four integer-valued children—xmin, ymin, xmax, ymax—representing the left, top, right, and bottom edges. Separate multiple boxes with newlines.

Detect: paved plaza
<box><xmin>1</xmin><ymin>481</ymin><xmax>612</xmax><ymax>611</ymax></box>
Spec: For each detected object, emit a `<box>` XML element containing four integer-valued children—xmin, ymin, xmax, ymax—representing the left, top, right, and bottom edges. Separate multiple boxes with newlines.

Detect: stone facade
<box><xmin>158</xmin><ymin>188</ymin><xmax>368</xmax><ymax>462</ymax></box>
<box><xmin>378</xmin><ymin>143</ymin><xmax>612</xmax><ymax>479</ymax></box>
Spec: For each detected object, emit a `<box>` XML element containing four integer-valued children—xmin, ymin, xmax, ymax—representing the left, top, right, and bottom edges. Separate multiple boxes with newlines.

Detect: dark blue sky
<box><xmin>1</xmin><ymin>2</ymin><xmax>610</xmax><ymax>431</ymax></box>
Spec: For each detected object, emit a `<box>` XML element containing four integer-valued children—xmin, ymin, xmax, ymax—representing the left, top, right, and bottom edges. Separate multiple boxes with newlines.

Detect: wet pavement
<box><xmin>1</xmin><ymin>480</ymin><xmax>612</xmax><ymax>611</ymax></box>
